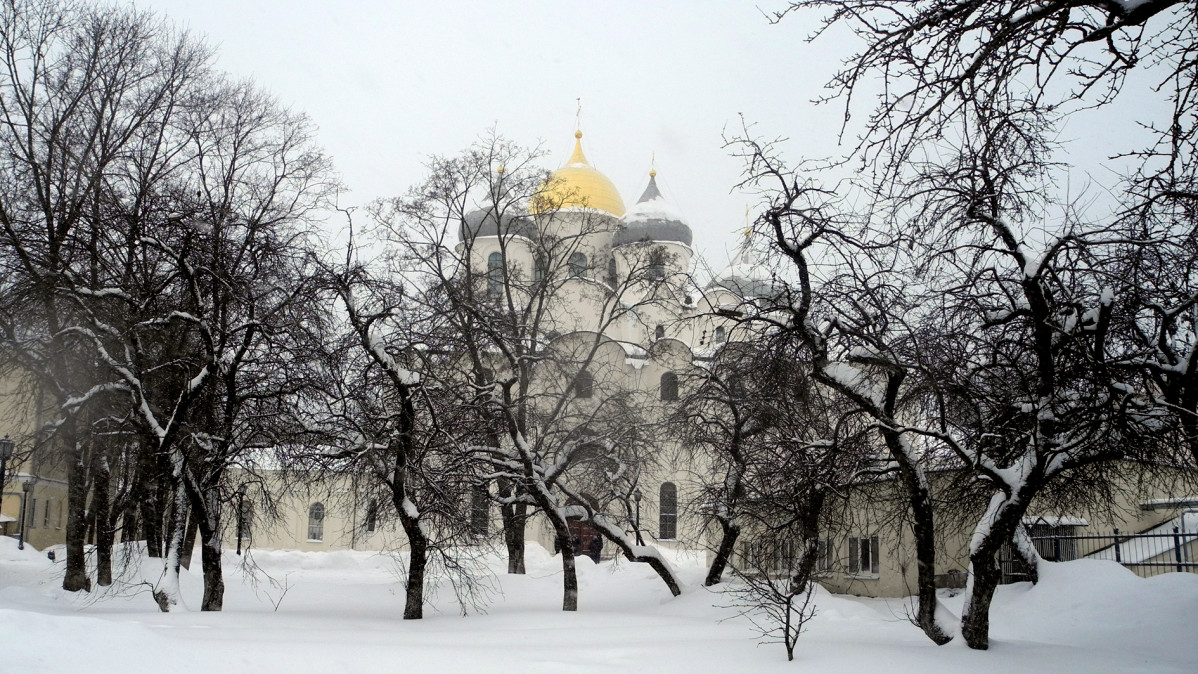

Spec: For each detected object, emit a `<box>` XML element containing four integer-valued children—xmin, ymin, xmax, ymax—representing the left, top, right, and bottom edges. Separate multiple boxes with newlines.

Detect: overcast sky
<box><xmin>133</xmin><ymin>0</ymin><xmax>861</xmax><ymax>271</ymax></box>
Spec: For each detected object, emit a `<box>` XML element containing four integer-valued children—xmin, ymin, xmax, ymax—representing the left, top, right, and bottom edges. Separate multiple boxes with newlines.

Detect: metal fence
<box><xmin>1001</xmin><ymin>526</ymin><xmax>1198</xmax><ymax>582</ymax></box>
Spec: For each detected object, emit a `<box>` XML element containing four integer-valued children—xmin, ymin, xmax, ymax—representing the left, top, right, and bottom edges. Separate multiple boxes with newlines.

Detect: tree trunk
<box><xmin>499</xmin><ymin>478</ymin><xmax>528</xmax><ymax>574</ymax></box>
<box><xmin>196</xmin><ymin>485</ymin><xmax>225</xmax><ymax>611</ymax></box>
<box><xmin>961</xmin><ymin>543</ymin><xmax>1003</xmax><ymax>650</ymax></box>
<box><xmin>557</xmin><ymin>529</ymin><xmax>579</xmax><ymax>611</ymax></box>
<box><xmin>705</xmin><ymin>518</ymin><xmax>740</xmax><ymax>586</ymax></box>
<box><xmin>586</xmin><ymin>513</ymin><xmax>683</xmax><ymax>596</ymax></box>
<box><xmin>92</xmin><ymin>456</ymin><xmax>114</xmax><ymax>587</ymax></box>
<box><xmin>886</xmin><ymin>432</ymin><xmax>953</xmax><ymax>645</ymax></box>
<box><xmin>153</xmin><ymin>482</ymin><xmax>189</xmax><ymax>612</ymax></box>
<box><xmin>961</xmin><ymin>488</ymin><xmax>1036</xmax><ymax>650</ymax></box>
<box><xmin>179</xmin><ymin>510</ymin><xmax>199</xmax><ymax>570</ymax></box>
<box><xmin>405</xmin><ymin>532</ymin><xmax>428</xmax><ymax>620</ymax></box>
<box><xmin>1009</xmin><ymin>524</ymin><xmax>1041</xmax><ymax>584</ymax></box>
<box><xmin>63</xmin><ymin>433</ymin><xmax>92</xmax><ymax>592</ymax></box>
<box><xmin>199</xmin><ymin>532</ymin><xmax>224</xmax><ymax>611</ymax></box>
<box><xmin>142</xmin><ymin>481</ymin><xmax>163</xmax><ymax>557</ymax></box>
<box><xmin>393</xmin><ymin>490</ymin><xmax>429</xmax><ymax>619</ymax></box>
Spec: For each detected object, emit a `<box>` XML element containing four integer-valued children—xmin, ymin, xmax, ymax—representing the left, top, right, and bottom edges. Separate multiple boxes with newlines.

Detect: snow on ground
<box><xmin>1</xmin><ymin>537</ymin><xmax>1196</xmax><ymax>673</ymax></box>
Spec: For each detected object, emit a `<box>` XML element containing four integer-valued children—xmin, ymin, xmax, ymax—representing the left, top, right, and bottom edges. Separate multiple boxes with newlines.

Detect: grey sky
<box><xmin>135</xmin><ymin>0</ymin><xmax>852</xmax><ymax>270</ymax></box>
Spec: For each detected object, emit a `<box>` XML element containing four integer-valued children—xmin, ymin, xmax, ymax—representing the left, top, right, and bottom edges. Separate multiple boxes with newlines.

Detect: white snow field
<box><xmin>1</xmin><ymin>537</ymin><xmax>1195</xmax><ymax>673</ymax></box>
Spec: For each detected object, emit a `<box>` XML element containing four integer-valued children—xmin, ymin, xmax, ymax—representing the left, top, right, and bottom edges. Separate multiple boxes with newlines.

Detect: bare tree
<box><xmin>0</xmin><ymin>0</ymin><xmax>212</xmax><ymax>592</ymax></box>
<box><xmin>368</xmin><ymin>135</ymin><xmax>686</xmax><ymax>611</ymax></box>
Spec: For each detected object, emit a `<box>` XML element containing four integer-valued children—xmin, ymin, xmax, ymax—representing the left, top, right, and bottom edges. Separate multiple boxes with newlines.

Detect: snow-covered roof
<box><xmin>1022</xmin><ymin>515</ymin><xmax>1089</xmax><ymax>527</ymax></box>
<box><xmin>1141</xmin><ymin>496</ymin><xmax>1198</xmax><ymax>510</ymax></box>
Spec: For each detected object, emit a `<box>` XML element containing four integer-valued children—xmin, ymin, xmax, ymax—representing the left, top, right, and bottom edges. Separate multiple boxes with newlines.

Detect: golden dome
<box><xmin>530</xmin><ymin>132</ymin><xmax>626</xmax><ymax>217</ymax></box>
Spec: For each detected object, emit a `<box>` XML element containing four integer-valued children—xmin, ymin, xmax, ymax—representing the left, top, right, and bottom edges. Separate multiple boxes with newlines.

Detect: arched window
<box><xmin>470</xmin><ymin>486</ymin><xmax>489</xmax><ymax>536</ymax></box>
<box><xmin>573</xmin><ymin>369</ymin><xmax>593</xmax><ymax>399</ymax></box>
<box><xmin>715</xmin><ymin>325</ymin><xmax>727</xmax><ymax>343</ymax></box>
<box><xmin>307</xmin><ymin>502</ymin><xmax>325</xmax><ymax>541</ymax></box>
<box><xmin>660</xmin><ymin>372</ymin><xmax>679</xmax><ymax>401</ymax></box>
<box><xmin>568</xmin><ymin>252</ymin><xmax>587</xmax><ymax>277</ymax></box>
<box><xmin>364</xmin><ymin>499</ymin><xmax>378</xmax><ymax>533</ymax></box>
<box><xmin>534</xmin><ymin>256</ymin><xmax>547</xmax><ymax>282</ymax></box>
<box><xmin>659</xmin><ymin>483</ymin><xmax>677</xmax><ymax>540</ymax></box>
<box><xmin>487</xmin><ymin>252</ymin><xmax>503</xmax><ymax>294</ymax></box>
<box><xmin>654</xmin><ymin>324</ymin><xmax>665</xmax><ymax>340</ymax></box>
<box><xmin>608</xmin><ymin>257</ymin><xmax>618</xmax><ymax>285</ymax></box>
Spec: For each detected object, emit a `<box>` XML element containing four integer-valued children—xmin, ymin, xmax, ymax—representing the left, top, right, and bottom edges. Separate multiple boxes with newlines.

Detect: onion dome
<box><xmin>530</xmin><ymin>131</ymin><xmax>626</xmax><ymax>217</ymax></box>
<box><xmin>458</xmin><ymin>204</ymin><xmax>535</xmax><ymax>241</ymax></box>
<box><xmin>706</xmin><ymin>232</ymin><xmax>780</xmax><ymax>299</ymax></box>
<box><xmin>613</xmin><ymin>169</ymin><xmax>693</xmax><ymax>247</ymax></box>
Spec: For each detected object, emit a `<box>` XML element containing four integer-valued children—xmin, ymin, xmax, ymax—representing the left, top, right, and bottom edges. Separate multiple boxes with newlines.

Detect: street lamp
<box><xmin>633</xmin><ymin>487</ymin><xmax>644</xmax><ymax>546</ymax></box>
<box><xmin>0</xmin><ymin>436</ymin><xmax>13</xmax><ymax>496</ymax></box>
<box><xmin>235</xmin><ymin>484</ymin><xmax>248</xmax><ymax>555</ymax></box>
<box><xmin>17</xmin><ymin>479</ymin><xmax>32</xmax><ymax>550</ymax></box>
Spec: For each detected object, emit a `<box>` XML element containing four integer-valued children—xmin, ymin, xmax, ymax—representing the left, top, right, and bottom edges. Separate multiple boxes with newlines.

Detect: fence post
<box><xmin>1174</xmin><ymin>527</ymin><xmax>1184</xmax><ymax>573</ymax></box>
<box><xmin>1113</xmin><ymin>528</ymin><xmax>1121</xmax><ymax>564</ymax></box>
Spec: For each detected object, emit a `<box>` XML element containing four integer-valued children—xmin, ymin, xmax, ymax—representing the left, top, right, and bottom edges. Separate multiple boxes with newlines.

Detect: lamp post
<box><xmin>633</xmin><ymin>487</ymin><xmax>644</xmax><ymax>546</ymax></box>
<box><xmin>0</xmin><ymin>437</ymin><xmax>12</xmax><ymax>541</ymax></box>
<box><xmin>0</xmin><ymin>436</ymin><xmax>13</xmax><ymax>499</ymax></box>
<box><xmin>236</xmin><ymin>484</ymin><xmax>247</xmax><ymax>555</ymax></box>
<box><xmin>17</xmin><ymin>479</ymin><xmax>32</xmax><ymax>550</ymax></box>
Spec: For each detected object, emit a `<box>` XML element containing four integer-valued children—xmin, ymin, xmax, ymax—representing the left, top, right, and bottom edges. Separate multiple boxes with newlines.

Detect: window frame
<box><xmin>847</xmin><ymin>535</ymin><xmax>880</xmax><ymax>577</ymax></box>
<box><xmin>660</xmin><ymin>371</ymin><xmax>679</xmax><ymax>401</ymax></box>
<box><xmin>487</xmin><ymin>251</ymin><xmax>504</xmax><ymax>294</ymax></box>
<box><xmin>307</xmin><ymin>502</ymin><xmax>326</xmax><ymax>542</ymax></box>
<box><xmin>568</xmin><ymin>251</ymin><xmax>588</xmax><ymax>277</ymax></box>
<box><xmin>658</xmin><ymin>482</ymin><xmax>678</xmax><ymax>540</ymax></box>
<box><xmin>364</xmin><ymin>499</ymin><xmax>378</xmax><ymax>534</ymax></box>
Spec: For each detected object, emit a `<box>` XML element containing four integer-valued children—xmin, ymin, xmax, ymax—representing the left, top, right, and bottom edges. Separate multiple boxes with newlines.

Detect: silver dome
<box><xmin>613</xmin><ymin>174</ymin><xmax>692</xmax><ymax>247</ymax></box>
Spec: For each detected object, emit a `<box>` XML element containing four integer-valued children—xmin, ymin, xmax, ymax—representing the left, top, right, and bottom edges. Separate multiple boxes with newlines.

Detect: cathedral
<box><xmin>233</xmin><ymin>129</ymin><xmax>773</xmax><ymax>558</ymax></box>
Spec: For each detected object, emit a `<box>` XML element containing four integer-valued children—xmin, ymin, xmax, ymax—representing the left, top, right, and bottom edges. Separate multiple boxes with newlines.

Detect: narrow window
<box><xmin>816</xmin><ymin>539</ymin><xmax>833</xmax><ymax>573</ymax></box>
<box><xmin>848</xmin><ymin>535</ymin><xmax>879</xmax><ymax>575</ymax></box>
<box><xmin>364</xmin><ymin>499</ymin><xmax>378</xmax><ymax>533</ymax></box>
<box><xmin>574</xmin><ymin>369</ymin><xmax>593</xmax><ymax>399</ymax></box>
<box><xmin>568</xmin><ymin>252</ymin><xmax>587</xmax><ymax>277</ymax></box>
<box><xmin>470</xmin><ymin>487</ymin><xmax>489</xmax><ymax>536</ymax></box>
<box><xmin>534</xmin><ymin>256</ymin><xmax>547</xmax><ymax>282</ymax></box>
<box><xmin>608</xmin><ymin>257</ymin><xmax>618</xmax><ymax>285</ymax></box>
<box><xmin>660</xmin><ymin>372</ymin><xmax>679</xmax><ymax>401</ymax></box>
<box><xmin>714</xmin><ymin>326</ymin><xmax>726</xmax><ymax>343</ymax></box>
<box><xmin>308</xmin><ymin>502</ymin><xmax>325</xmax><ymax>542</ymax></box>
<box><xmin>654</xmin><ymin>324</ymin><xmax>665</xmax><ymax>340</ymax></box>
<box><xmin>659</xmin><ymin>482</ymin><xmax>677</xmax><ymax>540</ymax></box>
<box><xmin>43</xmin><ymin>500</ymin><xmax>50</xmax><ymax>528</ymax></box>
<box><xmin>487</xmin><ymin>252</ymin><xmax>503</xmax><ymax>294</ymax></box>
<box><xmin>28</xmin><ymin>498</ymin><xmax>37</xmax><ymax>529</ymax></box>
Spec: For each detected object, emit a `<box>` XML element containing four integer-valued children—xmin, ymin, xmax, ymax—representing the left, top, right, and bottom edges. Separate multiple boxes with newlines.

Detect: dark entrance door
<box><xmin>567</xmin><ymin>518</ymin><xmax>603</xmax><ymax>562</ymax></box>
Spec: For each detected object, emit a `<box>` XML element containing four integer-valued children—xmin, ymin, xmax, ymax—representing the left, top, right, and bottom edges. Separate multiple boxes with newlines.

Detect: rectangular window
<box><xmin>43</xmin><ymin>500</ymin><xmax>50</xmax><ymax>528</ymax></box>
<box><xmin>816</xmin><ymin>539</ymin><xmax>833</xmax><ymax>573</ymax></box>
<box><xmin>848</xmin><ymin>535</ymin><xmax>880</xmax><ymax>576</ymax></box>
<box><xmin>28</xmin><ymin>498</ymin><xmax>37</xmax><ymax>528</ymax></box>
